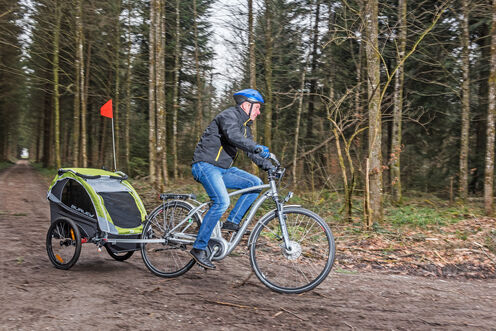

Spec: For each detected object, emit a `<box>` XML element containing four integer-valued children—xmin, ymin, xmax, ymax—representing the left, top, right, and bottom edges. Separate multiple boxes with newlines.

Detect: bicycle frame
<box><xmin>163</xmin><ymin>178</ymin><xmax>297</xmax><ymax>261</ymax></box>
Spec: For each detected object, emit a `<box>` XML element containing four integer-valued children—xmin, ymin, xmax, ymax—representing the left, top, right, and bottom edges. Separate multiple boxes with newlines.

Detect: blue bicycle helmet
<box><xmin>233</xmin><ymin>89</ymin><xmax>264</xmax><ymax>105</ymax></box>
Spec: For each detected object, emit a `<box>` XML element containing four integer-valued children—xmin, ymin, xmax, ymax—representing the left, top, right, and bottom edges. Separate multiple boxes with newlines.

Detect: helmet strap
<box><xmin>248</xmin><ymin>103</ymin><xmax>254</xmax><ymax>119</ymax></box>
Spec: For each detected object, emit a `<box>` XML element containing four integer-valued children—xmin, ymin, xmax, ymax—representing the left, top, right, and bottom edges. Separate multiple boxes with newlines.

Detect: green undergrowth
<box><xmin>291</xmin><ymin>189</ymin><xmax>484</xmax><ymax>232</ymax></box>
<box><xmin>0</xmin><ymin>160</ymin><xmax>14</xmax><ymax>172</ymax></box>
<box><xmin>382</xmin><ymin>195</ymin><xmax>483</xmax><ymax>229</ymax></box>
<box><xmin>32</xmin><ymin>162</ymin><xmax>58</xmax><ymax>179</ymax></box>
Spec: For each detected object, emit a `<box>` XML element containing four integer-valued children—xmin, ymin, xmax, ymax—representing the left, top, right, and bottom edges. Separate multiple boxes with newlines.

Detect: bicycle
<box><xmin>140</xmin><ymin>153</ymin><xmax>335</xmax><ymax>294</ymax></box>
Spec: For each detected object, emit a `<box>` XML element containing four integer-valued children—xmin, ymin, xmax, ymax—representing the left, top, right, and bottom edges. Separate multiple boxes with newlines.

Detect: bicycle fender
<box><xmin>247</xmin><ymin>205</ymin><xmax>301</xmax><ymax>247</ymax></box>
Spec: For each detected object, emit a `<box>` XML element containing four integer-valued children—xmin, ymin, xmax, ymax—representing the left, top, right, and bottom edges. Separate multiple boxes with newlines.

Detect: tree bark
<box><xmin>42</xmin><ymin>81</ymin><xmax>52</xmax><ymax>168</ymax></box>
<box><xmin>149</xmin><ymin>0</ymin><xmax>157</xmax><ymax>184</ymax></box>
<box><xmin>53</xmin><ymin>0</ymin><xmax>61</xmax><ymax>169</ymax></box>
<box><xmin>155</xmin><ymin>0</ymin><xmax>167</xmax><ymax>189</ymax></box>
<box><xmin>114</xmin><ymin>0</ymin><xmax>122</xmax><ymax>170</ymax></box>
<box><xmin>73</xmin><ymin>0</ymin><xmax>83</xmax><ymax>167</ymax></box>
<box><xmin>364</xmin><ymin>0</ymin><xmax>383</xmax><ymax>224</ymax></box>
<box><xmin>459</xmin><ymin>0</ymin><xmax>470</xmax><ymax>201</ymax></box>
<box><xmin>391</xmin><ymin>0</ymin><xmax>407</xmax><ymax>204</ymax></box>
<box><xmin>263</xmin><ymin>0</ymin><xmax>273</xmax><ymax>150</ymax></box>
<box><xmin>334</xmin><ymin>129</ymin><xmax>350</xmax><ymax>221</ymax></box>
<box><xmin>250</xmin><ymin>0</ymin><xmax>259</xmax><ymax>175</ymax></box>
<box><xmin>125</xmin><ymin>1</ymin><xmax>132</xmax><ymax>172</ymax></box>
<box><xmin>193</xmin><ymin>0</ymin><xmax>203</xmax><ymax>141</ymax></box>
<box><xmin>81</xmin><ymin>40</ymin><xmax>91</xmax><ymax>167</ymax></box>
<box><xmin>172</xmin><ymin>0</ymin><xmax>181</xmax><ymax>180</ymax></box>
<box><xmin>306</xmin><ymin>0</ymin><xmax>320</xmax><ymax>145</ymax></box>
<box><xmin>484</xmin><ymin>0</ymin><xmax>496</xmax><ymax>215</ymax></box>
<box><xmin>292</xmin><ymin>66</ymin><xmax>307</xmax><ymax>187</ymax></box>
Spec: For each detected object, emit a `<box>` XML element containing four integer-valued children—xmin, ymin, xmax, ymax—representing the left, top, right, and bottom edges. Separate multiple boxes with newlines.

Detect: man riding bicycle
<box><xmin>189</xmin><ymin>89</ymin><xmax>273</xmax><ymax>270</ymax></box>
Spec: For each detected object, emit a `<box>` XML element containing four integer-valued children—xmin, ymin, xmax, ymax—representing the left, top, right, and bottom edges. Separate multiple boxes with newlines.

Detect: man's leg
<box><xmin>223</xmin><ymin>167</ymin><xmax>263</xmax><ymax>225</ymax></box>
<box><xmin>192</xmin><ymin>162</ymin><xmax>230</xmax><ymax>250</ymax></box>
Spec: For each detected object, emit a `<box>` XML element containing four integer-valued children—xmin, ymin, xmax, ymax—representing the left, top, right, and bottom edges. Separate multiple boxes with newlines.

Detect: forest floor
<box><xmin>1</xmin><ymin>161</ymin><xmax>495</xmax><ymax>330</ymax></box>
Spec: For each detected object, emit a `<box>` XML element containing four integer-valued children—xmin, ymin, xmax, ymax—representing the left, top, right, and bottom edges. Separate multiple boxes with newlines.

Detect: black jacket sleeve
<box><xmin>217</xmin><ymin>111</ymin><xmax>257</xmax><ymax>153</ymax></box>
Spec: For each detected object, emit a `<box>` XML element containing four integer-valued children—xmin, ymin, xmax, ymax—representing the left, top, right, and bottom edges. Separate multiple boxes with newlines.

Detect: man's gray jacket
<box><xmin>192</xmin><ymin>105</ymin><xmax>272</xmax><ymax>170</ymax></box>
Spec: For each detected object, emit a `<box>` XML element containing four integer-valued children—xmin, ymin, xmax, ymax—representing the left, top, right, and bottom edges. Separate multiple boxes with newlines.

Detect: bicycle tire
<box><xmin>46</xmin><ymin>217</ymin><xmax>82</xmax><ymax>270</ymax></box>
<box><xmin>141</xmin><ymin>200</ymin><xmax>201</xmax><ymax>278</ymax></box>
<box><xmin>249</xmin><ymin>207</ymin><xmax>335</xmax><ymax>294</ymax></box>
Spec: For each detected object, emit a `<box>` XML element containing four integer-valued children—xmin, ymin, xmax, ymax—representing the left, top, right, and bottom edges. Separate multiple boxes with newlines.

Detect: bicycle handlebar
<box><xmin>254</xmin><ymin>147</ymin><xmax>280</xmax><ymax>166</ymax></box>
<box><xmin>269</xmin><ymin>153</ymin><xmax>280</xmax><ymax>167</ymax></box>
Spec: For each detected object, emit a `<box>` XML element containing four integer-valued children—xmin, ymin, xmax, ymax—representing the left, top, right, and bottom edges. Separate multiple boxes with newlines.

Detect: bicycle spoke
<box><xmin>297</xmin><ymin>218</ymin><xmax>317</xmax><ymax>244</ymax></box>
<box><xmin>291</xmin><ymin>258</ymin><xmax>310</xmax><ymax>284</ymax></box>
<box><xmin>261</xmin><ymin>222</ymin><xmax>282</xmax><ymax>240</ymax></box>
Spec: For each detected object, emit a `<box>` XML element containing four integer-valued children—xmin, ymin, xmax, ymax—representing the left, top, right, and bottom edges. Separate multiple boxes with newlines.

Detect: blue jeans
<box><xmin>191</xmin><ymin>162</ymin><xmax>263</xmax><ymax>250</ymax></box>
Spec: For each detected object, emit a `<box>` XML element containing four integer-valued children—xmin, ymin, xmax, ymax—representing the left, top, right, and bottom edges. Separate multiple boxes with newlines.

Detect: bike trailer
<box><xmin>47</xmin><ymin>168</ymin><xmax>147</xmax><ymax>252</ymax></box>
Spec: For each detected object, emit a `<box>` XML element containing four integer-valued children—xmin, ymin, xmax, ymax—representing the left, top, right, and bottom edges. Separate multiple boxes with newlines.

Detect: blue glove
<box><xmin>254</xmin><ymin>145</ymin><xmax>270</xmax><ymax>159</ymax></box>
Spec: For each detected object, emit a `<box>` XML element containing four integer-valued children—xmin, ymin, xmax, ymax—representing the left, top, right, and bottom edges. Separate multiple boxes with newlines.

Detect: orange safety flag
<box><xmin>100</xmin><ymin>99</ymin><xmax>113</xmax><ymax>118</ymax></box>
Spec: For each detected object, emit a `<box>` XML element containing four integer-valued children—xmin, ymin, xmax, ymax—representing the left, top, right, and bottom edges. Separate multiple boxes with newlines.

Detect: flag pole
<box><xmin>111</xmin><ymin>117</ymin><xmax>117</xmax><ymax>171</ymax></box>
<box><xmin>100</xmin><ymin>99</ymin><xmax>116</xmax><ymax>171</ymax></box>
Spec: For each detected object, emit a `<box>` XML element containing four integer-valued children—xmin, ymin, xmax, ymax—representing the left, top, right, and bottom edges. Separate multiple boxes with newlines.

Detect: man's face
<box><xmin>241</xmin><ymin>102</ymin><xmax>261</xmax><ymax>121</ymax></box>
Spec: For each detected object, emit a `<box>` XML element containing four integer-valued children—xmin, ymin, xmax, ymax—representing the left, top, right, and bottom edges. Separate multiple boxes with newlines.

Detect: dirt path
<box><xmin>1</xmin><ymin>161</ymin><xmax>495</xmax><ymax>330</ymax></box>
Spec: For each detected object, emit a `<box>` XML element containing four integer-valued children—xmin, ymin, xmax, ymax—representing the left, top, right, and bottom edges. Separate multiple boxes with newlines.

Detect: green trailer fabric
<box><xmin>48</xmin><ymin>168</ymin><xmax>146</xmax><ymax>235</ymax></box>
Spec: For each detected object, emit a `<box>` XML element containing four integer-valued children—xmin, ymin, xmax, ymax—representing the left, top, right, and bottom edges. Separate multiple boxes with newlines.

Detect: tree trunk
<box><xmin>262</xmin><ymin>0</ymin><xmax>273</xmax><ymax>151</ymax></box>
<box><xmin>193</xmin><ymin>0</ymin><xmax>203</xmax><ymax>141</ymax></box>
<box><xmin>53</xmin><ymin>0</ymin><xmax>61</xmax><ymax>169</ymax></box>
<box><xmin>114</xmin><ymin>0</ymin><xmax>122</xmax><ymax>170</ymax></box>
<box><xmin>81</xmin><ymin>40</ymin><xmax>91</xmax><ymax>167</ymax></box>
<box><xmin>292</xmin><ymin>66</ymin><xmax>307</xmax><ymax>187</ymax></box>
<box><xmin>325</xmin><ymin>2</ymin><xmax>336</xmax><ymax>174</ymax></box>
<box><xmin>334</xmin><ymin>129</ymin><xmax>351</xmax><ymax>221</ymax></box>
<box><xmin>100</xmin><ymin>117</ymin><xmax>108</xmax><ymax>166</ymax></box>
<box><xmin>125</xmin><ymin>2</ymin><xmax>132</xmax><ymax>173</ymax></box>
<box><xmin>149</xmin><ymin>0</ymin><xmax>157</xmax><ymax>184</ymax></box>
<box><xmin>306</xmin><ymin>0</ymin><xmax>320</xmax><ymax>145</ymax></box>
<box><xmin>155</xmin><ymin>0</ymin><xmax>167</xmax><ymax>189</ymax></box>
<box><xmin>172</xmin><ymin>0</ymin><xmax>181</xmax><ymax>180</ymax></box>
<box><xmin>42</xmin><ymin>81</ymin><xmax>52</xmax><ymax>168</ymax></box>
<box><xmin>249</xmin><ymin>0</ymin><xmax>258</xmax><ymax>175</ymax></box>
<box><xmin>484</xmin><ymin>0</ymin><xmax>496</xmax><ymax>215</ymax></box>
<box><xmin>459</xmin><ymin>0</ymin><xmax>470</xmax><ymax>201</ymax></box>
<box><xmin>364</xmin><ymin>0</ymin><xmax>383</xmax><ymax>224</ymax></box>
<box><xmin>36</xmin><ymin>108</ymin><xmax>43</xmax><ymax>162</ymax></box>
<box><xmin>73</xmin><ymin>0</ymin><xmax>83</xmax><ymax>167</ymax></box>
<box><xmin>391</xmin><ymin>0</ymin><xmax>407</xmax><ymax>204</ymax></box>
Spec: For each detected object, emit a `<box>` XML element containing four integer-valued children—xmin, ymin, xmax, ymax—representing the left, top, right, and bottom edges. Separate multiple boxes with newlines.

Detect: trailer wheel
<box><xmin>46</xmin><ymin>217</ymin><xmax>82</xmax><ymax>270</ymax></box>
<box><xmin>105</xmin><ymin>245</ymin><xmax>134</xmax><ymax>261</ymax></box>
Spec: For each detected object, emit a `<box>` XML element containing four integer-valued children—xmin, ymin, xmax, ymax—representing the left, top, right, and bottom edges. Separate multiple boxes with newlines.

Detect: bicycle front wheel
<box><xmin>249</xmin><ymin>207</ymin><xmax>335</xmax><ymax>294</ymax></box>
<box><xmin>141</xmin><ymin>200</ymin><xmax>200</xmax><ymax>278</ymax></box>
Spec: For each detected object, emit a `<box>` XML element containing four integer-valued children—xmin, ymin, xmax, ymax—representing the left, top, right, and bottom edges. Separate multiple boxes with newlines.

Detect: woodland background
<box><xmin>1</xmin><ymin>0</ymin><xmax>496</xmax><ymax>226</ymax></box>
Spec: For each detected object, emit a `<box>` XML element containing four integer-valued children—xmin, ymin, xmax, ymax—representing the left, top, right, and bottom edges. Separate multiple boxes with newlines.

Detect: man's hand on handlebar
<box><xmin>254</xmin><ymin>145</ymin><xmax>270</xmax><ymax>159</ymax></box>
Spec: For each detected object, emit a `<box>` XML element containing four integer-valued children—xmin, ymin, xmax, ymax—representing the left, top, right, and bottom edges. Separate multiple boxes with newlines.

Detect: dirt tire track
<box><xmin>1</xmin><ymin>161</ymin><xmax>495</xmax><ymax>330</ymax></box>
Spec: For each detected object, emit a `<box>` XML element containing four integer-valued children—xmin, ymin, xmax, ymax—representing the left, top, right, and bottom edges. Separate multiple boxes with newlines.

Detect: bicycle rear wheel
<box><xmin>141</xmin><ymin>200</ymin><xmax>200</xmax><ymax>278</ymax></box>
<box><xmin>249</xmin><ymin>207</ymin><xmax>335</xmax><ymax>294</ymax></box>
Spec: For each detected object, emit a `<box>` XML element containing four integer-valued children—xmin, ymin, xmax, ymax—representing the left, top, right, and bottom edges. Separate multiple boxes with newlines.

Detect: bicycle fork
<box><xmin>270</xmin><ymin>180</ymin><xmax>291</xmax><ymax>250</ymax></box>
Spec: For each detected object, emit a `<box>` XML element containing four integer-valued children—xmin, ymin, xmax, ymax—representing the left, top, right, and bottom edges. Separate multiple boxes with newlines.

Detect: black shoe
<box><xmin>222</xmin><ymin>221</ymin><xmax>240</xmax><ymax>231</ymax></box>
<box><xmin>189</xmin><ymin>248</ymin><xmax>216</xmax><ymax>270</ymax></box>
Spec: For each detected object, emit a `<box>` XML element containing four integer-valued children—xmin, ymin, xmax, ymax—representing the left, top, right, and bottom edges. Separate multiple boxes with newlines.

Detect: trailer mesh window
<box><xmin>99</xmin><ymin>192</ymin><xmax>142</xmax><ymax>229</ymax></box>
